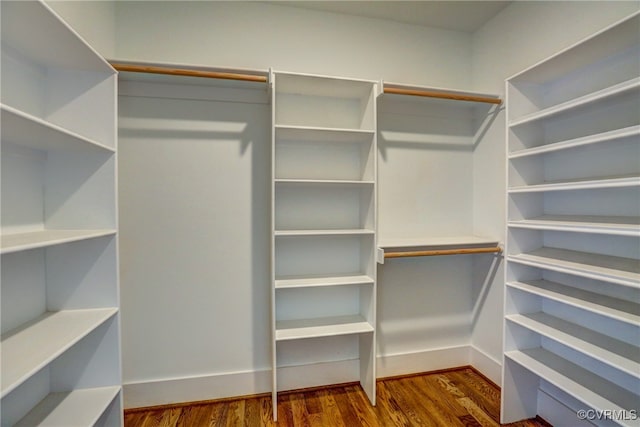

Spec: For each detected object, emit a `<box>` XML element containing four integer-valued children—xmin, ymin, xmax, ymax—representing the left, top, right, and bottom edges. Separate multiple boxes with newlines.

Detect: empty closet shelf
<box><xmin>1</xmin><ymin>229</ymin><xmax>117</xmax><ymax>254</ymax></box>
<box><xmin>15</xmin><ymin>386</ymin><xmax>120</xmax><ymax>427</ymax></box>
<box><xmin>508</xmin><ymin>174</ymin><xmax>640</xmax><ymax>193</ymax></box>
<box><xmin>508</xmin><ymin>215</ymin><xmax>640</xmax><ymax>236</ymax></box>
<box><xmin>505</xmin><ymin>348</ymin><xmax>639</xmax><ymax>427</ymax></box>
<box><xmin>506</xmin><ymin>312</ymin><xmax>640</xmax><ymax>378</ymax></box>
<box><xmin>275</xmin><ymin>315</ymin><xmax>374</xmax><ymax>341</ymax></box>
<box><xmin>275</xmin><ymin>178</ymin><xmax>375</xmax><ymax>186</ymax></box>
<box><xmin>378</xmin><ymin>236</ymin><xmax>501</xmax><ymax>261</ymax></box>
<box><xmin>1</xmin><ymin>308</ymin><xmax>118</xmax><ymax>397</ymax></box>
<box><xmin>506</xmin><ymin>280</ymin><xmax>640</xmax><ymax>326</ymax></box>
<box><xmin>1</xmin><ymin>104</ymin><xmax>115</xmax><ymax>153</ymax></box>
<box><xmin>275</xmin><ymin>229</ymin><xmax>374</xmax><ymax>237</ymax></box>
<box><xmin>508</xmin><ymin>247</ymin><xmax>640</xmax><ymax>288</ymax></box>
<box><xmin>509</xmin><ymin>77</ymin><xmax>640</xmax><ymax>127</ymax></box>
<box><xmin>275</xmin><ymin>274</ymin><xmax>374</xmax><ymax>289</ymax></box>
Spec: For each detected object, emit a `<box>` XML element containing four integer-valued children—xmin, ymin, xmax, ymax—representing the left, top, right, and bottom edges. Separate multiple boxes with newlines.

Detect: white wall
<box><xmin>114</xmin><ymin>1</ymin><xmax>471</xmax><ymax>88</ymax></box>
<box><xmin>470</xmin><ymin>0</ymin><xmax>640</xmax><ymax>381</ymax></box>
<box><xmin>111</xmin><ymin>1</ymin><xmax>479</xmax><ymax>407</ymax></box>
<box><xmin>45</xmin><ymin>0</ymin><xmax>115</xmax><ymax>58</ymax></box>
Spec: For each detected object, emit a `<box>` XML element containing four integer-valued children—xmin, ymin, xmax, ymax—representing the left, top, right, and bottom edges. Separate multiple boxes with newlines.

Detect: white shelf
<box><xmin>0</xmin><ymin>1</ymin><xmax>112</xmax><ymax>72</ymax></box>
<box><xmin>15</xmin><ymin>386</ymin><xmax>120</xmax><ymax>427</ymax></box>
<box><xmin>275</xmin><ymin>274</ymin><xmax>374</xmax><ymax>290</ymax></box>
<box><xmin>275</xmin><ymin>315</ymin><xmax>373</xmax><ymax>341</ymax></box>
<box><xmin>275</xmin><ymin>178</ymin><xmax>375</xmax><ymax>186</ymax></box>
<box><xmin>1</xmin><ymin>308</ymin><xmax>118</xmax><ymax>397</ymax></box>
<box><xmin>506</xmin><ymin>313</ymin><xmax>640</xmax><ymax>378</ymax></box>
<box><xmin>275</xmin><ymin>125</ymin><xmax>375</xmax><ymax>141</ymax></box>
<box><xmin>508</xmin><ymin>215</ymin><xmax>640</xmax><ymax>236</ymax></box>
<box><xmin>509</xmin><ymin>126</ymin><xmax>640</xmax><ymax>159</ymax></box>
<box><xmin>378</xmin><ymin>235</ymin><xmax>499</xmax><ymax>250</ymax></box>
<box><xmin>504</xmin><ymin>13</ymin><xmax>640</xmax><ymax>425</ymax></box>
<box><xmin>1</xmin><ymin>105</ymin><xmax>115</xmax><ymax>154</ymax></box>
<box><xmin>508</xmin><ymin>247</ymin><xmax>640</xmax><ymax>288</ymax></box>
<box><xmin>505</xmin><ymin>348</ymin><xmax>639</xmax><ymax>427</ymax></box>
<box><xmin>508</xmin><ymin>174</ymin><xmax>640</xmax><ymax>193</ymax></box>
<box><xmin>507</xmin><ymin>280</ymin><xmax>640</xmax><ymax>327</ymax></box>
<box><xmin>509</xmin><ymin>77</ymin><xmax>640</xmax><ymax>127</ymax></box>
<box><xmin>1</xmin><ymin>229</ymin><xmax>117</xmax><ymax>255</ymax></box>
<box><xmin>274</xmin><ymin>71</ymin><xmax>377</xmax><ymax>98</ymax></box>
<box><xmin>275</xmin><ymin>229</ymin><xmax>374</xmax><ymax>237</ymax></box>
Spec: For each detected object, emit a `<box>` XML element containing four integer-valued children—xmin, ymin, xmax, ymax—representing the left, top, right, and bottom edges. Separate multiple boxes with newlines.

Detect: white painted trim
<box><xmin>123</xmin><ymin>359</ymin><xmax>359</xmax><ymax>409</ymax></box>
<box><xmin>124</xmin><ymin>346</ymin><xmax>475</xmax><ymax>409</ymax></box>
<box><xmin>470</xmin><ymin>345</ymin><xmax>502</xmax><ymax>386</ymax></box>
<box><xmin>377</xmin><ymin>345</ymin><xmax>471</xmax><ymax>378</ymax></box>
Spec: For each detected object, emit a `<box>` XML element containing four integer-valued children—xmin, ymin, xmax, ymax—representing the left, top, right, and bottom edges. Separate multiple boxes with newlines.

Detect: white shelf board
<box><xmin>1</xmin><ymin>104</ymin><xmax>115</xmax><ymax>153</ymax></box>
<box><xmin>1</xmin><ymin>308</ymin><xmax>118</xmax><ymax>397</ymax></box>
<box><xmin>509</xmin><ymin>77</ymin><xmax>640</xmax><ymax>127</ymax></box>
<box><xmin>509</xmin><ymin>126</ymin><xmax>640</xmax><ymax>159</ymax></box>
<box><xmin>506</xmin><ymin>313</ymin><xmax>640</xmax><ymax>379</ymax></box>
<box><xmin>1</xmin><ymin>229</ymin><xmax>117</xmax><ymax>255</ymax></box>
<box><xmin>508</xmin><ymin>215</ymin><xmax>640</xmax><ymax>236</ymax></box>
<box><xmin>378</xmin><ymin>235</ymin><xmax>499</xmax><ymax>250</ymax></box>
<box><xmin>507</xmin><ymin>280</ymin><xmax>640</xmax><ymax>327</ymax></box>
<box><xmin>275</xmin><ymin>274</ymin><xmax>374</xmax><ymax>290</ymax></box>
<box><xmin>275</xmin><ymin>125</ymin><xmax>375</xmax><ymax>142</ymax></box>
<box><xmin>275</xmin><ymin>178</ymin><xmax>375</xmax><ymax>186</ymax></box>
<box><xmin>275</xmin><ymin>315</ymin><xmax>373</xmax><ymax>341</ymax></box>
<box><xmin>508</xmin><ymin>13</ymin><xmax>639</xmax><ymax>84</ymax></box>
<box><xmin>1</xmin><ymin>1</ymin><xmax>113</xmax><ymax>72</ymax></box>
<box><xmin>505</xmin><ymin>348</ymin><xmax>639</xmax><ymax>426</ymax></box>
<box><xmin>508</xmin><ymin>247</ymin><xmax>640</xmax><ymax>288</ymax></box>
<box><xmin>15</xmin><ymin>386</ymin><xmax>120</xmax><ymax>427</ymax></box>
<box><xmin>275</xmin><ymin>229</ymin><xmax>374</xmax><ymax>237</ymax></box>
<box><xmin>274</xmin><ymin>70</ymin><xmax>376</xmax><ymax>99</ymax></box>
<box><xmin>508</xmin><ymin>174</ymin><xmax>640</xmax><ymax>193</ymax></box>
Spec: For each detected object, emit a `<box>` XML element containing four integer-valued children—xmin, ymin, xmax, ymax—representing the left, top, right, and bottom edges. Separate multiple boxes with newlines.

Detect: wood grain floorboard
<box><xmin>124</xmin><ymin>368</ymin><xmax>551</xmax><ymax>427</ymax></box>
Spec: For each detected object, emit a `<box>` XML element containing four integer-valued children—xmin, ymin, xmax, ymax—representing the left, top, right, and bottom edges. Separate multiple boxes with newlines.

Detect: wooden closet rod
<box><xmin>383</xmin><ymin>87</ymin><xmax>502</xmax><ymax>105</ymax></box>
<box><xmin>110</xmin><ymin>63</ymin><xmax>268</xmax><ymax>83</ymax></box>
<box><xmin>385</xmin><ymin>246</ymin><xmax>502</xmax><ymax>259</ymax></box>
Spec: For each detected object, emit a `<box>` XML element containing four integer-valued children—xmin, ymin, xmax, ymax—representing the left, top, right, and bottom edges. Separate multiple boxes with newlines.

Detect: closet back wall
<box><xmin>110</xmin><ymin>2</ymin><xmax>476</xmax><ymax>408</ymax></box>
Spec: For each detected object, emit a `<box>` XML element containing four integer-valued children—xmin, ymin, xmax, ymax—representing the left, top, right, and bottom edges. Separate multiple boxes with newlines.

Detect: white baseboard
<box><xmin>470</xmin><ymin>345</ymin><xmax>502</xmax><ymax>386</ymax></box>
<box><xmin>124</xmin><ymin>345</ymin><xmax>484</xmax><ymax>409</ymax></box>
<box><xmin>376</xmin><ymin>345</ymin><xmax>471</xmax><ymax>378</ymax></box>
<box><xmin>123</xmin><ymin>359</ymin><xmax>359</xmax><ymax>409</ymax></box>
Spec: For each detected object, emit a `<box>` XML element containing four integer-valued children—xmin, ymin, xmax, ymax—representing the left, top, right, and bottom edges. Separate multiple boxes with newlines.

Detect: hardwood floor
<box><xmin>124</xmin><ymin>367</ymin><xmax>551</xmax><ymax>426</ymax></box>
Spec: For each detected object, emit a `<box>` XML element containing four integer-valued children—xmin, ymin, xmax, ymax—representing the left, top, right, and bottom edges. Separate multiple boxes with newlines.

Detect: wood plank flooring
<box><xmin>124</xmin><ymin>367</ymin><xmax>551</xmax><ymax>426</ymax></box>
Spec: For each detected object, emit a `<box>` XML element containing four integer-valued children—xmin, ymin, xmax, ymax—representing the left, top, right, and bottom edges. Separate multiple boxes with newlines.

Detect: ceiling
<box><xmin>267</xmin><ymin>1</ymin><xmax>512</xmax><ymax>33</ymax></box>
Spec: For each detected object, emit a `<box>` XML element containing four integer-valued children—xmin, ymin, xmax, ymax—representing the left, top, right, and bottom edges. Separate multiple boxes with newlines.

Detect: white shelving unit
<box><xmin>503</xmin><ymin>12</ymin><xmax>640</xmax><ymax>426</ymax></box>
<box><xmin>270</xmin><ymin>71</ymin><xmax>378</xmax><ymax>420</ymax></box>
<box><xmin>1</xmin><ymin>1</ymin><xmax>121</xmax><ymax>426</ymax></box>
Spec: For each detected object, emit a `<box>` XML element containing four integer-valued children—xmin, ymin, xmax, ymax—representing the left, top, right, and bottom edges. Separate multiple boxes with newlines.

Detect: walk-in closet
<box><xmin>1</xmin><ymin>1</ymin><xmax>638</xmax><ymax>426</ymax></box>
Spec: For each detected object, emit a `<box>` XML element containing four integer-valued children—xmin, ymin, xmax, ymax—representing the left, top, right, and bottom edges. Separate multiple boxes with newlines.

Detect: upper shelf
<box><xmin>1</xmin><ymin>1</ymin><xmax>113</xmax><ymax>73</ymax></box>
<box><xmin>508</xmin><ymin>13</ymin><xmax>640</xmax><ymax>84</ymax></box>
<box><xmin>1</xmin><ymin>105</ymin><xmax>115</xmax><ymax>154</ymax></box>
<box><xmin>508</xmin><ymin>125</ymin><xmax>640</xmax><ymax>159</ymax></box>
<box><xmin>509</xmin><ymin>77</ymin><xmax>640</xmax><ymax>128</ymax></box>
